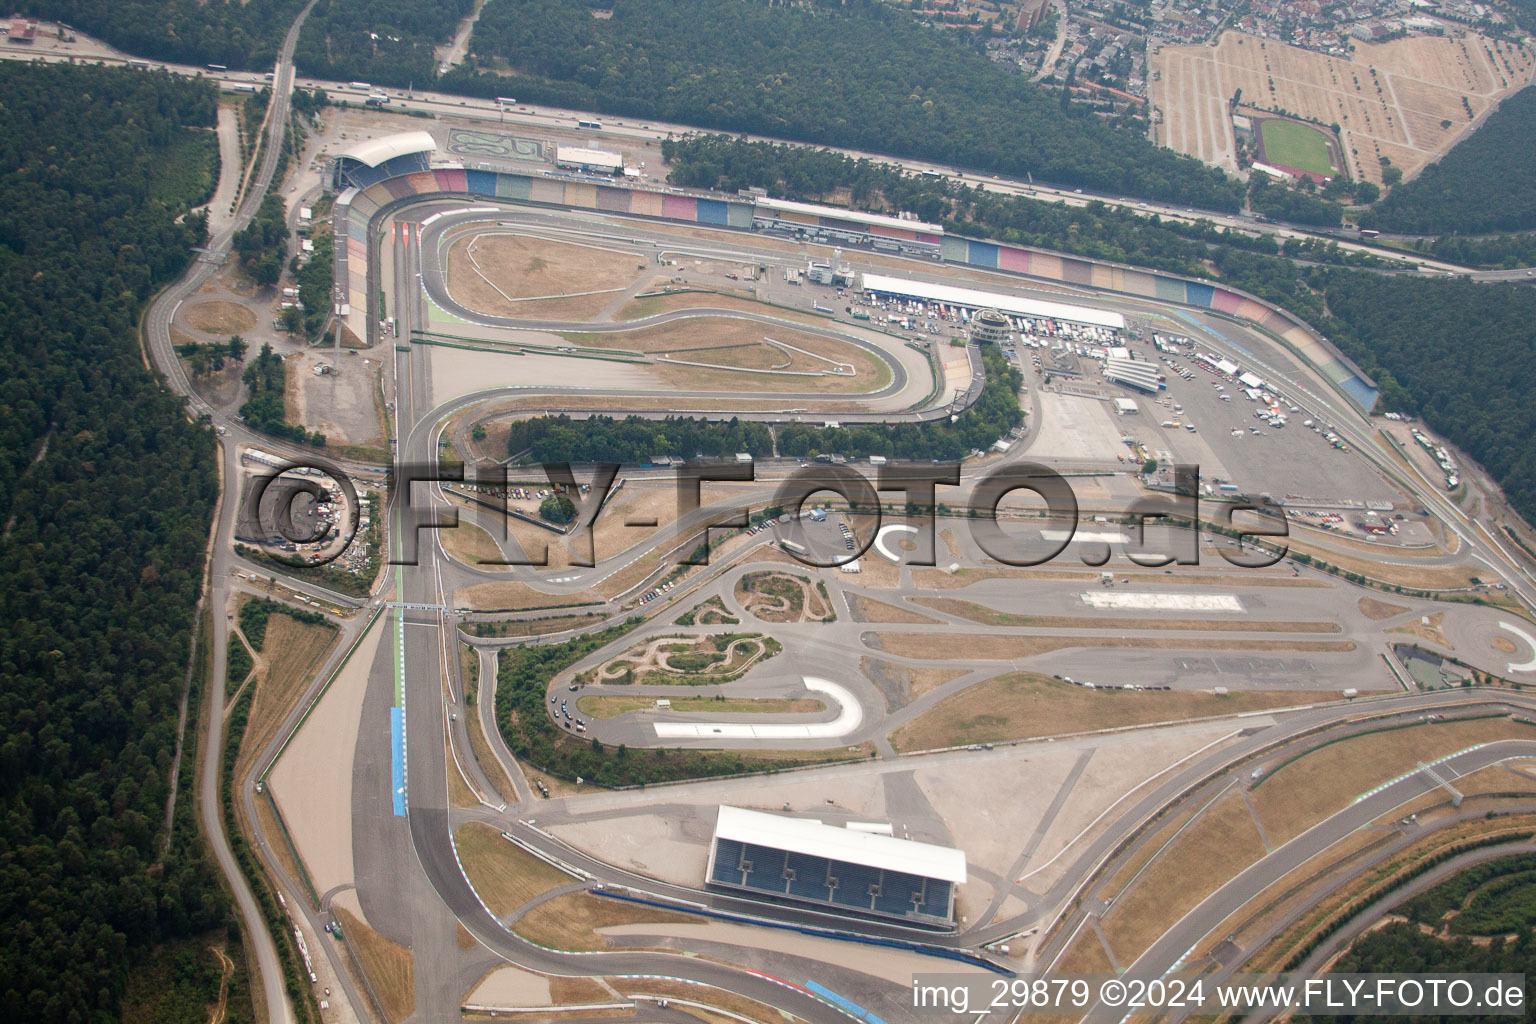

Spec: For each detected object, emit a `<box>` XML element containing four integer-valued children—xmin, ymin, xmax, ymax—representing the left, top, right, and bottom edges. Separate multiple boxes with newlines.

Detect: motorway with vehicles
<box><xmin>110</xmin><ymin>7</ymin><xmax>1536</xmax><ymax>1022</ymax></box>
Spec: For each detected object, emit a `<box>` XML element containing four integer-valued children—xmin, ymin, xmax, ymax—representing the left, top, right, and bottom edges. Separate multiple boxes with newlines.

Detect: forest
<box><xmin>241</xmin><ymin>343</ymin><xmax>325</xmax><ymax>446</ymax></box>
<box><xmin>294</xmin><ymin>0</ymin><xmax>475</xmax><ymax>88</ymax></box>
<box><xmin>21</xmin><ymin>0</ymin><xmax>303</xmax><ymax>68</ymax></box>
<box><xmin>0</xmin><ymin>62</ymin><xmax>232</xmax><ymax>1021</ymax></box>
<box><xmin>1321</xmin><ymin>854</ymin><xmax>1536</xmax><ymax>1017</ymax></box>
<box><xmin>460</xmin><ymin>0</ymin><xmax>1244</xmax><ymax>209</ymax></box>
<box><xmin>1317</xmin><ymin>272</ymin><xmax>1536</xmax><ymax>521</ymax></box>
<box><xmin>233</xmin><ymin>193</ymin><xmax>288</xmax><ymax>287</ymax></box>
<box><xmin>1362</xmin><ymin>85</ymin><xmax>1536</xmax><ymax>235</ymax></box>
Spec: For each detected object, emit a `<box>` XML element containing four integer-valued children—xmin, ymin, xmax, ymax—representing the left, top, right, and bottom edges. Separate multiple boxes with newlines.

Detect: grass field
<box><xmin>891</xmin><ymin>674</ymin><xmax>1331</xmax><ymax>751</ymax></box>
<box><xmin>1258</xmin><ymin>118</ymin><xmax>1336</xmax><ymax>177</ymax></box>
<box><xmin>333</xmin><ymin>906</ymin><xmax>414</xmax><ymax>1024</ymax></box>
<box><xmin>454</xmin><ymin>823</ymin><xmax>577</xmax><ymax>916</ymax></box>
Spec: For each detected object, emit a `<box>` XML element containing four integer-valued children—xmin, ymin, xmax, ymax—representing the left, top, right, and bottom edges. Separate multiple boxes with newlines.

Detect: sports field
<box><xmin>1151</xmin><ymin>30</ymin><xmax>1536</xmax><ymax>183</ymax></box>
<box><xmin>1258</xmin><ymin>119</ymin><xmax>1335</xmax><ymax>177</ymax></box>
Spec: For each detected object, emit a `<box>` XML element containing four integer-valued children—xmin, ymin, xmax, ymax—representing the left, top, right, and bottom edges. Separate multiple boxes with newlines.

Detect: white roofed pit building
<box><xmin>707</xmin><ymin>806</ymin><xmax>965</xmax><ymax>928</ymax></box>
<box><xmin>860</xmin><ymin>273</ymin><xmax>1125</xmax><ymax>330</ymax></box>
<box><xmin>555</xmin><ymin>145</ymin><xmax>625</xmax><ymax>175</ymax></box>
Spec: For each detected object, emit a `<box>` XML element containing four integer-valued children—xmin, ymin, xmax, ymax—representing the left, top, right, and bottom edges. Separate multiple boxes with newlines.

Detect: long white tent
<box><xmin>860</xmin><ymin>272</ymin><xmax>1125</xmax><ymax>330</ymax></box>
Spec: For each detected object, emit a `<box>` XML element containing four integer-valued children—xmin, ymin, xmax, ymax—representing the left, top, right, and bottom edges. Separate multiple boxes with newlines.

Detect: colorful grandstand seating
<box><xmin>709</xmin><ymin>838</ymin><xmax>954</xmax><ymax>926</ymax></box>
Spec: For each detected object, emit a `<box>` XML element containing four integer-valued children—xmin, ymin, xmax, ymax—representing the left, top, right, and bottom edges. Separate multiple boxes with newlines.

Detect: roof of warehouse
<box><xmin>335</xmin><ymin>132</ymin><xmax>437</xmax><ymax>168</ymax></box>
<box><xmin>754</xmin><ymin>196</ymin><xmax>943</xmax><ymax>235</ymax></box>
<box><xmin>860</xmin><ymin>272</ymin><xmax>1126</xmax><ymax>329</ymax></box>
<box><xmin>714</xmin><ymin>806</ymin><xmax>967</xmax><ymax>884</ymax></box>
<box><xmin>556</xmin><ymin>146</ymin><xmax>624</xmax><ymax>169</ymax></box>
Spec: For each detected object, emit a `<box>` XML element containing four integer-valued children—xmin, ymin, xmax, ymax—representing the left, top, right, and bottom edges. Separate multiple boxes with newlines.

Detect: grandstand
<box><xmin>330</xmin><ymin>132</ymin><xmax>437</xmax><ymax>190</ymax></box>
<box><xmin>706</xmin><ymin>806</ymin><xmax>965</xmax><ymax>929</ymax></box>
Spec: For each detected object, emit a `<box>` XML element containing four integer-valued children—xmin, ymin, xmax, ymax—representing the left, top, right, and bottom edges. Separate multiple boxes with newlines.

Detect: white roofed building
<box><xmin>330</xmin><ymin>131</ymin><xmax>436</xmax><ymax>189</ymax></box>
<box><xmin>860</xmin><ymin>272</ymin><xmax>1125</xmax><ymax>330</ymax></box>
<box><xmin>1104</xmin><ymin>356</ymin><xmax>1164</xmax><ymax>393</ymax></box>
<box><xmin>707</xmin><ymin>806</ymin><xmax>965</xmax><ymax>927</ymax></box>
<box><xmin>555</xmin><ymin>145</ymin><xmax>625</xmax><ymax>175</ymax></box>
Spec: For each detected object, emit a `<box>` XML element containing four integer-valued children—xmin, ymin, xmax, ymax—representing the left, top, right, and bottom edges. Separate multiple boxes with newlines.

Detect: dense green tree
<box><xmin>1363</xmin><ymin>86</ymin><xmax>1536</xmax><ymax>234</ymax></box>
<box><xmin>0</xmin><ymin>61</ymin><xmax>230</xmax><ymax>1022</ymax></box>
<box><xmin>294</xmin><ymin>0</ymin><xmax>475</xmax><ymax>86</ymax></box>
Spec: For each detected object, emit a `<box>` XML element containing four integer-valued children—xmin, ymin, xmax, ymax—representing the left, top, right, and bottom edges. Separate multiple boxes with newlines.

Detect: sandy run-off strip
<box><xmin>268</xmin><ymin>613</ymin><xmax>386</xmax><ymax>896</ymax></box>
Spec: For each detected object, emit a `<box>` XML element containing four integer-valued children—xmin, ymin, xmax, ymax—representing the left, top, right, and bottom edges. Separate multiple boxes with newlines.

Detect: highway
<box><xmin>4</xmin><ymin>25</ymin><xmax>1534</xmax><ymax>284</ymax></box>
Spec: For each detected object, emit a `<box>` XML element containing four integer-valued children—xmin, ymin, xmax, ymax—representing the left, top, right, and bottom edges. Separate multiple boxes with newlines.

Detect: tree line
<box><xmin>506</xmin><ymin>347</ymin><xmax>1023</xmax><ymax>465</ymax></box>
<box><xmin>0</xmin><ymin>62</ymin><xmax>232</xmax><ymax>1022</ymax></box>
<box><xmin>457</xmin><ymin>0</ymin><xmax>1244</xmax><ymax>210</ymax></box>
<box><xmin>294</xmin><ymin>0</ymin><xmax>475</xmax><ymax>88</ymax></box>
<box><xmin>662</xmin><ymin>134</ymin><xmax>1391</xmax><ymax>278</ymax></box>
<box><xmin>1363</xmin><ymin>85</ymin><xmax>1536</xmax><ymax>235</ymax></box>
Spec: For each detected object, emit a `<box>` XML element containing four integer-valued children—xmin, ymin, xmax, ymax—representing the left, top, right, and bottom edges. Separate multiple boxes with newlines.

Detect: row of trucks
<box><xmin>1411</xmin><ymin>428</ymin><xmax>1459</xmax><ymax>490</ymax></box>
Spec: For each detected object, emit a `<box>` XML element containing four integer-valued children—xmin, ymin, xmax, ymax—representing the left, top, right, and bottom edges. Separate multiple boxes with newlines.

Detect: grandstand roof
<box><xmin>335</xmin><ymin>132</ymin><xmax>436</xmax><ymax>169</ymax></box>
<box><xmin>860</xmin><ymin>273</ymin><xmax>1126</xmax><ymax>330</ymax></box>
<box><xmin>556</xmin><ymin>146</ymin><xmax>624</xmax><ymax>171</ymax></box>
<box><xmin>714</xmin><ymin>806</ymin><xmax>966</xmax><ymax>884</ymax></box>
<box><xmin>754</xmin><ymin>197</ymin><xmax>943</xmax><ymax>236</ymax></box>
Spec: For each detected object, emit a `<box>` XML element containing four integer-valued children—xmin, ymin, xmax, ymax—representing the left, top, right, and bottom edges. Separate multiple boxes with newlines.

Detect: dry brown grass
<box><xmin>333</xmin><ymin>906</ymin><xmax>414</xmax><ymax>1024</ymax></box>
<box><xmin>911</xmin><ymin>566</ymin><xmax>1327</xmax><ymax>590</ymax></box>
<box><xmin>183</xmin><ymin>299</ymin><xmax>257</xmax><ymax>334</ymax></box>
<box><xmin>513</xmin><ymin>892</ymin><xmax>696</xmax><ymax>952</ymax></box>
<box><xmin>464</xmin><ymin>704</ymin><xmax>519</xmax><ymax>806</ymax></box>
<box><xmin>577</xmin><ymin>695</ymin><xmax>825</xmax><ymax>718</ymax></box>
<box><xmin>448</xmin><ymin>744</ymin><xmax>480</xmax><ymax>808</ymax></box>
<box><xmin>446</xmin><ymin>232</ymin><xmax>645</xmax><ymax>320</ymax></box>
<box><xmin>1387</xmin><ymin>610</ymin><xmax>1450</xmax><ymax>647</ymax></box>
<box><xmin>615</xmin><ymin>290</ymin><xmax>830</xmax><ymax>328</ymax></box>
<box><xmin>1152</xmin><ymin>30</ymin><xmax>1534</xmax><ymax>183</ymax></box>
<box><xmin>1099</xmin><ymin>789</ymin><xmax>1266</xmax><ymax>964</ymax></box>
<box><xmin>849</xmin><ymin>594</ymin><xmax>942</xmax><ymax>624</ymax></box>
<box><xmin>557</xmin><ymin>317</ymin><xmax>890</xmax><ymax>396</ymax></box>
<box><xmin>1096</xmin><ymin>805</ymin><xmax>1199</xmax><ymax>903</ymax></box>
<box><xmin>234</xmin><ymin>613</ymin><xmax>338</xmax><ymax>779</ymax></box>
<box><xmin>912</xmin><ymin>597</ymin><xmax>1340</xmax><ymax>633</ymax></box>
<box><xmin>455</xmin><ymin>822</ymin><xmax>577</xmax><ymax>916</ymax></box>
<box><xmin>873</xmin><ymin>632</ymin><xmax>1355</xmax><ymax>662</ymax></box>
<box><xmin>892</xmin><ymin>674</ymin><xmax>1330</xmax><ymax>751</ymax></box>
<box><xmin>1287</xmin><ymin>536</ymin><xmax>1489</xmax><ymax>589</ymax></box>
<box><xmin>1249</xmin><ymin>716</ymin><xmax>1536</xmax><ymax>847</ymax></box>
<box><xmin>1050</xmin><ymin>929</ymin><xmax>1118</xmax><ymax>976</ymax></box>
<box><xmin>440</xmin><ymin>518</ymin><xmax>511</xmax><ymax>568</ymax></box>
<box><xmin>1359</xmin><ymin>596</ymin><xmax>1411</xmax><ymax>621</ymax></box>
<box><xmin>457</xmin><ymin>580</ymin><xmax>600</xmax><ymax>612</ymax></box>
<box><xmin>863</xmin><ymin>660</ymin><xmax>971</xmax><ymax>704</ymax></box>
